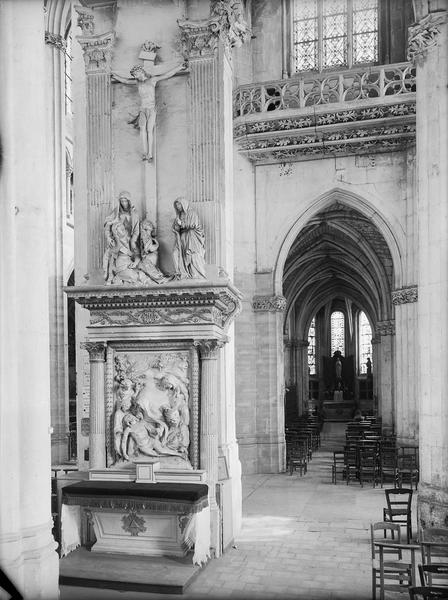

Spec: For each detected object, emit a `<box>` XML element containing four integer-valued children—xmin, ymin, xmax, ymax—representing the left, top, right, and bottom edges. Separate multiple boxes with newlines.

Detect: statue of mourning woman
<box><xmin>172</xmin><ymin>197</ymin><xmax>206</xmax><ymax>279</ymax></box>
<box><xmin>137</xmin><ymin>218</ymin><xmax>171</xmax><ymax>284</ymax></box>
<box><xmin>103</xmin><ymin>191</ymin><xmax>141</xmax><ymax>285</ymax></box>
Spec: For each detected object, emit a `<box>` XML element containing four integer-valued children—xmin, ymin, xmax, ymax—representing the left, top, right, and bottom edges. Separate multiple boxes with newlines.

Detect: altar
<box><xmin>61</xmin><ymin>480</ymin><xmax>210</xmax><ymax>565</ymax></box>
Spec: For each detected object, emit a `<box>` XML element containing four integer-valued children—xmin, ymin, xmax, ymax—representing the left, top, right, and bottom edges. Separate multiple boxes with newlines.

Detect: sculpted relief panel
<box><xmin>108</xmin><ymin>347</ymin><xmax>199</xmax><ymax>469</ymax></box>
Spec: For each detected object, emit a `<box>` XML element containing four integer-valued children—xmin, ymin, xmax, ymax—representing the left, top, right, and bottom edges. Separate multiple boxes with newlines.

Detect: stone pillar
<box><xmin>252</xmin><ymin>295</ymin><xmax>287</xmax><ymax>473</ymax></box>
<box><xmin>82</xmin><ymin>342</ymin><xmax>107</xmax><ymax>470</ymax></box>
<box><xmin>371</xmin><ymin>335</ymin><xmax>381</xmax><ymax>416</ymax></box>
<box><xmin>296</xmin><ymin>340</ymin><xmax>309</xmax><ymax>416</ymax></box>
<box><xmin>0</xmin><ymin>1</ymin><xmax>59</xmax><ymax>597</ymax></box>
<box><xmin>76</xmin><ymin>18</ymin><xmax>115</xmax><ymax>283</ymax></box>
<box><xmin>409</xmin><ymin>4</ymin><xmax>448</xmax><ymax>528</ymax></box>
<box><xmin>45</xmin><ymin>30</ymin><xmax>70</xmax><ymax>463</ymax></box>
<box><xmin>195</xmin><ymin>339</ymin><xmax>226</xmax><ymax>556</ymax></box>
<box><xmin>393</xmin><ymin>286</ymin><xmax>419</xmax><ymax>445</ymax></box>
<box><xmin>375</xmin><ymin>320</ymin><xmax>395</xmax><ymax>429</ymax></box>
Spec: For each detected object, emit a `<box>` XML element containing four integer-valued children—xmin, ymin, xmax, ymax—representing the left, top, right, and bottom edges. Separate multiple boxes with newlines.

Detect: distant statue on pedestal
<box><xmin>333</xmin><ymin>381</ymin><xmax>344</xmax><ymax>402</ymax></box>
<box><xmin>366</xmin><ymin>357</ymin><xmax>372</xmax><ymax>377</ymax></box>
<box><xmin>172</xmin><ymin>197</ymin><xmax>206</xmax><ymax>279</ymax></box>
<box><xmin>112</xmin><ymin>42</ymin><xmax>186</xmax><ymax>161</ymax></box>
<box><xmin>335</xmin><ymin>354</ymin><xmax>342</xmax><ymax>380</ymax></box>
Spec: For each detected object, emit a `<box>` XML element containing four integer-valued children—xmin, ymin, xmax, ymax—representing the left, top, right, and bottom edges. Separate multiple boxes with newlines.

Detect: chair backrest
<box><xmin>409</xmin><ymin>587</ymin><xmax>448</xmax><ymax>599</ymax></box>
<box><xmin>370</xmin><ymin>521</ymin><xmax>402</xmax><ymax>560</ymax></box>
<box><xmin>420</xmin><ymin>528</ymin><xmax>448</xmax><ymax>563</ymax></box>
<box><xmin>419</xmin><ymin>563</ymin><xmax>448</xmax><ymax>587</ymax></box>
<box><xmin>385</xmin><ymin>487</ymin><xmax>413</xmax><ymax>512</ymax></box>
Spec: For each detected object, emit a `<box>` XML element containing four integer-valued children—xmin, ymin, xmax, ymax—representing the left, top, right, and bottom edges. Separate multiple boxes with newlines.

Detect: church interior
<box><xmin>1</xmin><ymin>0</ymin><xmax>448</xmax><ymax>598</ymax></box>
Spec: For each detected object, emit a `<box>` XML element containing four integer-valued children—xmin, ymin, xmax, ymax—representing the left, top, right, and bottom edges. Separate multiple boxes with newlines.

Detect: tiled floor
<box><xmin>61</xmin><ymin>424</ymin><xmax>417</xmax><ymax>600</ymax></box>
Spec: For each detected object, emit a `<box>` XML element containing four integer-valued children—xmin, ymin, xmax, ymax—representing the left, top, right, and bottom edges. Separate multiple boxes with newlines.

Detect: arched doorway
<box><xmin>282</xmin><ymin>200</ymin><xmax>395</xmax><ymax>430</ymax></box>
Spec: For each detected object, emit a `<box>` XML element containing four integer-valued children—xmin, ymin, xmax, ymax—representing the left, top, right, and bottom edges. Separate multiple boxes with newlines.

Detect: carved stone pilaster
<box><xmin>252</xmin><ymin>295</ymin><xmax>287</xmax><ymax>312</ymax></box>
<box><xmin>376</xmin><ymin>320</ymin><xmax>396</xmax><ymax>336</ymax></box>
<box><xmin>392</xmin><ymin>285</ymin><xmax>418</xmax><ymax>305</ymax></box>
<box><xmin>76</xmin><ymin>26</ymin><xmax>115</xmax><ymax>281</ymax></box>
<box><xmin>194</xmin><ymin>338</ymin><xmax>227</xmax><ymax>360</ymax></box>
<box><xmin>82</xmin><ymin>341</ymin><xmax>106</xmax><ymax>469</ymax></box>
<box><xmin>408</xmin><ymin>11</ymin><xmax>447</xmax><ymax>64</ymax></box>
<box><xmin>45</xmin><ymin>32</ymin><xmax>67</xmax><ymax>52</ymax></box>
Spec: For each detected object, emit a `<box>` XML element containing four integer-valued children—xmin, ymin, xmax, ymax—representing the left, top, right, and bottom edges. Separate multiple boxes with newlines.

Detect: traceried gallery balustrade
<box><xmin>233</xmin><ymin>62</ymin><xmax>416</xmax><ymax>118</ymax></box>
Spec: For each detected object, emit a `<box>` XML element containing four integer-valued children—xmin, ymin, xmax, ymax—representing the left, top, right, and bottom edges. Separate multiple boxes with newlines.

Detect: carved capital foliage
<box><xmin>376</xmin><ymin>320</ymin><xmax>396</xmax><ymax>336</ymax></box>
<box><xmin>45</xmin><ymin>32</ymin><xmax>67</xmax><ymax>52</ymax></box>
<box><xmin>408</xmin><ymin>11</ymin><xmax>447</xmax><ymax>63</ymax></box>
<box><xmin>252</xmin><ymin>295</ymin><xmax>287</xmax><ymax>312</ymax></box>
<box><xmin>194</xmin><ymin>338</ymin><xmax>227</xmax><ymax>359</ymax></box>
<box><xmin>78</xmin><ymin>32</ymin><xmax>115</xmax><ymax>74</ymax></box>
<box><xmin>82</xmin><ymin>341</ymin><xmax>107</xmax><ymax>362</ymax></box>
<box><xmin>178</xmin><ymin>0</ymin><xmax>250</xmax><ymax>59</ymax></box>
<box><xmin>75</xmin><ymin>5</ymin><xmax>95</xmax><ymax>36</ymax></box>
<box><xmin>392</xmin><ymin>285</ymin><xmax>418</xmax><ymax>305</ymax></box>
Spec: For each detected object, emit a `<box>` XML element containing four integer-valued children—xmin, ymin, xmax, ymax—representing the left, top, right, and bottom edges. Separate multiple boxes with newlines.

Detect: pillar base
<box><xmin>418</xmin><ymin>482</ymin><xmax>448</xmax><ymax>529</ymax></box>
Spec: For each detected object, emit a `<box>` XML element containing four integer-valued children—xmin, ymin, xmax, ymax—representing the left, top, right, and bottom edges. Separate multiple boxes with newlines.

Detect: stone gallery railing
<box><xmin>233</xmin><ymin>63</ymin><xmax>416</xmax><ymax>118</ymax></box>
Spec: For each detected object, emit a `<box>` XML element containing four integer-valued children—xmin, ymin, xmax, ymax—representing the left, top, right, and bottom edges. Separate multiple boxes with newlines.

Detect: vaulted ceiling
<box><xmin>283</xmin><ymin>202</ymin><xmax>394</xmax><ymax>336</ymax></box>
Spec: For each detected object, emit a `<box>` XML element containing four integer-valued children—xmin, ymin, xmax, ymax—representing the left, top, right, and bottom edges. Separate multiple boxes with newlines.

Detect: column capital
<box><xmin>178</xmin><ymin>0</ymin><xmax>250</xmax><ymax>60</ymax></box>
<box><xmin>252</xmin><ymin>295</ymin><xmax>287</xmax><ymax>312</ymax></box>
<box><xmin>82</xmin><ymin>341</ymin><xmax>106</xmax><ymax>362</ymax></box>
<box><xmin>375</xmin><ymin>320</ymin><xmax>396</xmax><ymax>337</ymax></box>
<box><xmin>77</xmin><ymin>31</ymin><xmax>115</xmax><ymax>74</ymax></box>
<box><xmin>392</xmin><ymin>285</ymin><xmax>418</xmax><ymax>305</ymax></box>
<box><xmin>194</xmin><ymin>338</ymin><xmax>227</xmax><ymax>359</ymax></box>
<box><xmin>45</xmin><ymin>32</ymin><xmax>67</xmax><ymax>52</ymax></box>
<box><xmin>407</xmin><ymin>11</ymin><xmax>447</xmax><ymax>64</ymax></box>
<box><xmin>75</xmin><ymin>5</ymin><xmax>96</xmax><ymax>36</ymax></box>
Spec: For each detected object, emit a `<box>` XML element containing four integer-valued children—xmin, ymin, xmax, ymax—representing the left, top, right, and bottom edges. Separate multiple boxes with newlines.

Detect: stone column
<box><xmin>392</xmin><ymin>286</ymin><xmax>419</xmax><ymax>445</ymax></box>
<box><xmin>195</xmin><ymin>339</ymin><xmax>226</xmax><ymax>556</ymax></box>
<box><xmin>371</xmin><ymin>335</ymin><xmax>381</xmax><ymax>416</ymax></box>
<box><xmin>76</xmin><ymin>18</ymin><xmax>115</xmax><ymax>284</ymax></box>
<box><xmin>375</xmin><ymin>320</ymin><xmax>395</xmax><ymax>429</ymax></box>
<box><xmin>45</xmin><ymin>30</ymin><xmax>69</xmax><ymax>463</ymax></box>
<box><xmin>82</xmin><ymin>342</ymin><xmax>107</xmax><ymax>470</ymax></box>
<box><xmin>296</xmin><ymin>339</ymin><xmax>309</xmax><ymax>416</ymax></box>
<box><xmin>0</xmin><ymin>1</ymin><xmax>59</xmax><ymax>597</ymax></box>
<box><xmin>409</xmin><ymin>4</ymin><xmax>448</xmax><ymax>528</ymax></box>
<box><xmin>252</xmin><ymin>295</ymin><xmax>287</xmax><ymax>473</ymax></box>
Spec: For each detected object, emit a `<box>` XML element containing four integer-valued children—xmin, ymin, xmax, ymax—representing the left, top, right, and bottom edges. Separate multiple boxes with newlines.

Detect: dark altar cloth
<box><xmin>62</xmin><ymin>481</ymin><xmax>209</xmax><ymax>513</ymax></box>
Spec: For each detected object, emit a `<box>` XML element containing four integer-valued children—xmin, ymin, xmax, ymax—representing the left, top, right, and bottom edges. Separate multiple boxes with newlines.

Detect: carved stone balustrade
<box><xmin>233</xmin><ymin>62</ymin><xmax>416</xmax><ymax>163</ymax></box>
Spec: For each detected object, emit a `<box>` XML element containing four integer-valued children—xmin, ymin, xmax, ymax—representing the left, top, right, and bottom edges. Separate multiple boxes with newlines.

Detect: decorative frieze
<box><xmin>408</xmin><ymin>11</ymin><xmax>447</xmax><ymax>64</ymax></box>
<box><xmin>376</xmin><ymin>320</ymin><xmax>396</xmax><ymax>336</ymax></box>
<box><xmin>252</xmin><ymin>295</ymin><xmax>287</xmax><ymax>312</ymax></box>
<box><xmin>45</xmin><ymin>32</ymin><xmax>67</xmax><ymax>52</ymax></box>
<box><xmin>392</xmin><ymin>286</ymin><xmax>418</xmax><ymax>305</ymax></box>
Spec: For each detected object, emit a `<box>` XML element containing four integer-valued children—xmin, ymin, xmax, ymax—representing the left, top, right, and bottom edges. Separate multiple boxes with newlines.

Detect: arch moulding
<box><xmin>273</xmin><ymin>187</ymin><xmax>404</xmax><ymax>295</ymax></box>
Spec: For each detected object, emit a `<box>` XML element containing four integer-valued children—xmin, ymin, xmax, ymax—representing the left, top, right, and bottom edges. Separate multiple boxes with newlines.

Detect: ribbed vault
<box><xmin>283</xmin><ymin>201</ymin><xmax>394</xmax><ymax>335</ymax></box>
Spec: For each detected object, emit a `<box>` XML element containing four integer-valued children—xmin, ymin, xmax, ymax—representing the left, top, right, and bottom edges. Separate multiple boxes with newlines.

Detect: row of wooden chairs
<box><xmin>285</xmin><ymin>415</ymin><xmax>322</xmax><ymax>476</ymax></box>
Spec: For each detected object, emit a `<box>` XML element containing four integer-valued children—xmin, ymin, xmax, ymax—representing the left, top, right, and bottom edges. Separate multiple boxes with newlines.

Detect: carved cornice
<box><xmin>252</xmin><ymin>295</ymin><xmax>287</xmax><ymax>312</ymax></box>
<box><xmin>178</xmin><ymin>0</ymin><xmax>250</xmax><ymax>59</ymax></box>
<box><xmin>65</xmin><ymin>281</ymin><xmax>242</xmax><ymax>332</ymax></box>
<box><xmin>408</xmin><ymin>11</ymin><xmax>447</xmax><ymax>64</ymax></box>
<box><xmin>45</xmin><ymin>32</ymin><xmax>67</xmax><ymax>52</ymax></box>
<box><xmin>375</xmin><ymin>320</ymin><xmax>396</xmax><ymax>336</ymax></box>
<box><xmin>234</xmin><ymin>102</ymin><xmax>416</xmax><ymax>164</ymax></box>
<box><xmin>81</xmin><ymin>341</ymin><xmax>107</xmax><ymax>361</ymax></box>
<box><xmin>194</xmin><ymin>338</ymin><xmax>228</xmax><ymax>359</ymax></box>
<box><xmin>392</xmin><ymin>285</ymin><xmax>418</xmax><ymax>305</ymax></box>
<box><xmin>77</xmin><ymin>31</ymin><xmax>115</xmax><ymax>74</ymax></box>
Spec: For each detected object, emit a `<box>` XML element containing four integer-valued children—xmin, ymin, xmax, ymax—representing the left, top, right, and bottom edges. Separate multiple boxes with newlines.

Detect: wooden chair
<box><xmin>383</xmin><ymin>487</ymin><xmax>413</xmax><ymax>543</ymax></box>
<box><xmin>374</xmin><ymin>539</ymin><xmax>420</xmax><ymax>600</ymax></box>
<box><xmin>409</xmin><ymin>587</ymin><xmax>448</xmax><ymax>599</ymax></box>
<box><xmin>397</xmin><ymin>454</ymin><xmax>419</xmax><ymax>490</ymax></box>
<box><xmin>420</xmin><ymin>528</ymin><xmax>448</xmax><ymax>565</ymax></box>
<box><xmin>359</xmin><ymin>444</ymin><xmax>379</xmax><ymax>488</ymax></box>
<box><xmin>331</xmin><ymin>451</ymin><xmax>345</xmax><ymax>484</ymax></box>
<box><xmin>344</xmin><ymin>445</ymin><xmax>358</xmax><ymax>484</ymax></box>
<box><xmin>288</xmin><ymin>443</ymin><xmax>307</xmax><ymax>476</ymax></box>
<box><xmin>371</xmin><ymin>521</ymin><xmax>403</xmax><ymax>600</ymax></box>
<box><xmin>419</xmin><ymin>564</ymin><xmax>448</xmax><ymax>587</ymax></box>
<box><xmin>379</xmin><ymin>447</ymin><xmax>399</xmax><ymax>488</ymax></box>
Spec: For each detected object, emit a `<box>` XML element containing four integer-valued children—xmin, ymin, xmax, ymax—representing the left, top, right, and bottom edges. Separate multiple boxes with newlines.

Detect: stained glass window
<box><xmin>308</xmin><ymin>317</ymin><xmax>316</xmax><ymax>375</ymax></box>
<box><xmin>293</xmin><ymin>0</ymin><xmax>378</xmax><ymax>72</ymax></box>
<box><xmin>330</xmin><ymin>311</ymin><xmax>345</xmax><ymax>355</ymax></box>
<box><xmin>359</xmin><ymin>311</ymin><xmax>372</xmax><ymax>374</ymax></box>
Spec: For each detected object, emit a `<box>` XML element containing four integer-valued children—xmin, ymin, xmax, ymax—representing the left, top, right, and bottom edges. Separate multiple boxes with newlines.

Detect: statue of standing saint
<box><xmin>172</xmin><ymin>197</ymin><xmax>206</xmax><ymax>279</ymax></box>
<box><xmin>112</xmin><ymin>43</ymin><xmax>186</xmax><ymax>161</ymax></box>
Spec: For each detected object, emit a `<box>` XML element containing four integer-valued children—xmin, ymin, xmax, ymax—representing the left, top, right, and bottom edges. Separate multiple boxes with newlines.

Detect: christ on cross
<box><xmin>112</xmin><ymin>47</ymin><xmax>186</xmax><ymax>161</ymax></box>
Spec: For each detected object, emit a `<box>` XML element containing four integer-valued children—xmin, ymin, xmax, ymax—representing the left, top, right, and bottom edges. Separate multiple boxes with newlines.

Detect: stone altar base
<box><xmin>323</xmin><ymin>401</ymin><xmax>354</xmax><ymax>422</ymax></box>
<box><xmin>59</xmin><ymin>547</ymin><xmax>203</xmax><ymax>594</ymax></box>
